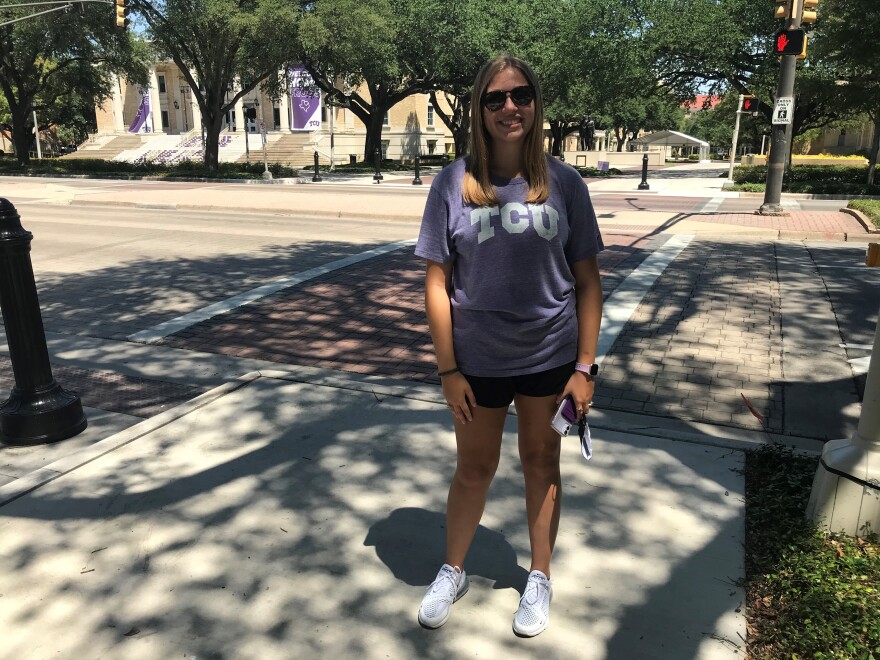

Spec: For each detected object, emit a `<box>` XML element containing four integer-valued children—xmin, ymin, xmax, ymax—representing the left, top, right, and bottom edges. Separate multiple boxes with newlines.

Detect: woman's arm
<box><xmin>425</xmin><ymin>259</ymin><xmax>475</xmax><ymax>423</ymax></box>
<box><xmin>557</xmin><ymin>256</ymin><xmax>603</xmax><ymax>416</ymax></box>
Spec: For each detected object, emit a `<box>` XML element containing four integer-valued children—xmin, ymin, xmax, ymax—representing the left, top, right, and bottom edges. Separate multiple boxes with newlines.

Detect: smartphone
<box><xmin>550</xmin><ymin>396</ymin><xmax>578</xmax><ymax>436</ymax></box>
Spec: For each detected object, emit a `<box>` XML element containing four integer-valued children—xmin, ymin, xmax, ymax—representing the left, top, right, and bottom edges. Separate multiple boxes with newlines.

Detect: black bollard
<box><xmin>441</xmin><ymin>154</ymin><xmax>449</xmax><ymax>168</ymax></box>
<box><xmin>412</xmin><ymin>155</ymin><xmax>423</xmax><ymax>186</ymax></box>
<box><xmin>637</xmin><ymin>153</ymin><xmax>650</xmax><ymax>191</ymax></box>
<box><xmin>0</xmin><ymin>199</ymin><xmax>86</xmax><ymax>444</ymax></box>
<box><xmin>373</xmin><ymin>148</ymin><xmax>383</xmax><ymax>183</ymax></box>
<box><xmin>312</xmin><ymin>151</ymin><xmax>322</xmax><ymax>183</ymax></box>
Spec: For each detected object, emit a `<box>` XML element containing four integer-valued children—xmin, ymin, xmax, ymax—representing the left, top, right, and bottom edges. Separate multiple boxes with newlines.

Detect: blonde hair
<box><xmin>462</xmin><ymin>55</ymin><xmax>549</xmax><ymax>206</ymax></box>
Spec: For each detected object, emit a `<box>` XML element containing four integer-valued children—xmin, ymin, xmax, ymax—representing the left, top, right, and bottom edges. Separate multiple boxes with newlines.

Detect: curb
<box><xmin>67</xmin><ymin>198</ymin><xmax>423</xmax><ymax>221</ymax></box>
<box><xmin>735</xmin><ymin>190</ymin><xmax>880</xmax><ymax>201</ymax></box>
<box><xmin>0</xmin><ymin>372</ymin><xmax>261</xmax><ymax>508</ymax></box>
<box><xmin>0</xmin><ymin>172</ymin><xmax>306</xmax><ymax>184</ymax></box>
<box><xmin>840</xmin><ymin>206</ymin><xmax>880</xmax><ymax>234</ymax></box>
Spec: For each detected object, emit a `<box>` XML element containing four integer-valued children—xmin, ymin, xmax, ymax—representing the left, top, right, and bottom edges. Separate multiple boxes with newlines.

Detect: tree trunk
<box><xmin>203</xmin><ymin>110</ymin><xmax>224</xmax><ymax>171</ymax></box>
<box><xmin>549</xmin><ymin>120</ymin><xmax>564</xmax><ymax>156</ymax></box>
<box><xmin>363</xmin><ymin>109</ymin><xmax>386</xmax><ymax>163</ymax></box>
<box><xmin>453</xmin><ymin>101</ymin><xmax>469</xmax><ymax>159</ymax></box>
<box><xmin>867</xmin><ymin>113</ymin><xmax>880</xmax><ymax>186</ymax></box>
<box><xmin>9</xmin><ymin>101</ymin><xmax>32</xmax><ymax>165</ymax></box>
<box><xmin>615</xmin><ymin>127</ymin><xmax>625</xmax><ymax>152</ymax></box>
<box><xmin>432</xmin><ymin>92</ymin><xmax>470</xmax><ymax>159</ymax></box>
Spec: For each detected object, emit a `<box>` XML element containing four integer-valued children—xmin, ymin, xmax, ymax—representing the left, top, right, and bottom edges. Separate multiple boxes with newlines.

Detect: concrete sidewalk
<box><xmin>0</xmin><ymin>369</ymin><xmax>746</xmax><ymax>659</ymax></box>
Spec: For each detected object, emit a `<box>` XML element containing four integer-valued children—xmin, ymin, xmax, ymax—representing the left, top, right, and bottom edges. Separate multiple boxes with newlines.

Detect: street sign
<box><xmin>772</xmin><ymin>96</ymin><xmax>794</xmax><ymax>125</ymax></box>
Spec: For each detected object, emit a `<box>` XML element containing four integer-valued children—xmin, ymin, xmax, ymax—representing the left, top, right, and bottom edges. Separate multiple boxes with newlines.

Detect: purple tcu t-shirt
<box><xmin>415</xmin><ymin>156</ymin><xmax>604</xmax><ymax>377</ymax></box>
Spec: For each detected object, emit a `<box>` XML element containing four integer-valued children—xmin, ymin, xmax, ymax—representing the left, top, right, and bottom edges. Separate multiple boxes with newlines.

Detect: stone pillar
<box><xmin>112</xmin><ymin>77</ymin><xmax>125</xmax><ymax>133</ymax></box>
<box><xmin>189</xmin><ymin>71</ymin><xmax>202</xmax><ymax>134</ymax></box>
<box><xmin>149</xmin><ymin>67</ymin><xmax>163</xmax><ymax>134</ymax></box>
<box><xmin>234</xmin><ymin>82</ymin><xmax>244</xmax><ymax>133</ymax></box>
<box><xmin>279</xmin><ymin>87</ymin><xmax>290</xmax><ymax>131</ymax></box>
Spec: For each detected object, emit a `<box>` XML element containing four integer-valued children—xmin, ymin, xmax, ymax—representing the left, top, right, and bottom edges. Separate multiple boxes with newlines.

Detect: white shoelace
<box><xmin>521</xmin><ymin>575</ymin><xmax>550</xmax><ymax>608</ymax></box>
<box><xmin>430</xmin><ymin>569</ymin><xmax>459</xmax><ymax>600</ymax></box>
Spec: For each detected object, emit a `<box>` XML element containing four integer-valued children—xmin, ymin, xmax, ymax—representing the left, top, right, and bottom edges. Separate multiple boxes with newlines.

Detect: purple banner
<box><xmin>128</xmin><ymin>90</ymin><xmax>151</xmax><ymax>133</ymax></box>
<box><xmin>289</xmin><ymin>67</ymin><xmax>321</xmax><ymax>131</ymax></box>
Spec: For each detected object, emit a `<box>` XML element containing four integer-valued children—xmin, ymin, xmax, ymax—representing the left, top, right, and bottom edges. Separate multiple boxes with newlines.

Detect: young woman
<box><xmin>414</xmin><ymin>55</ymin><xmax>604</xmax><ymax>637</ymax></box>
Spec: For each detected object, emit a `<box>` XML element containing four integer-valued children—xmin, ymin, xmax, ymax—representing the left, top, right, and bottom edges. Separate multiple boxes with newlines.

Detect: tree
<box><xmin>296</xmin><ymin>0</ymin><xmax>445</xmax><ymax>162</ymax></box>
<box><xmin>425</xmin><ymin>0</ymin><xmax>508</xmax><ymax>158</ymax></box>
<box><xmin>134</xmin><ymin>0</ymin><xmax>302</xmax><ymax>170</ymax></box>
<box><xmin>648</xmin><ymin>0</ymin><xmax>862</xmax><ymax>155</ymax></box>
<box><xmin>812</xmin><ymin>0</ymin><xmax>880</xmax><ymax>183</ymax></box>
<box><xmin>0</xmin><ymin>2</ymin><xmax>147</xmax><ymax>164</ymax></box>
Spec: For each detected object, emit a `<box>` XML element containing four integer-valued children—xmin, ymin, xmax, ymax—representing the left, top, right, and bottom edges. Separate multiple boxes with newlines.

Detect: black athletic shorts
<box><xmin>462</xmin><ymin>361</ymin><xmax>576</xmax><ymax>408</ymax></box>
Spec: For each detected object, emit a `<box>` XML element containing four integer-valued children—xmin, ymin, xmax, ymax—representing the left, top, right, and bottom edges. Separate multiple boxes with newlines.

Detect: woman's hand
<box><xmin>441</xmin><ymin>372</ymin><xmax>476</xmax><ymax>424</ymax></box>
<box><xmin>556</xmin><ymin>372</ymin><xmax>594</xmax><ymax>420</ymax></box>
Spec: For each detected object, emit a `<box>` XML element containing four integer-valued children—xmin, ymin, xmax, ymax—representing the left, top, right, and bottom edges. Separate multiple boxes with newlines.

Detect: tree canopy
<box><xmin>0</xmin><ymin>2</ymin><xmax>148</xmax><ymax>163</ymax></box>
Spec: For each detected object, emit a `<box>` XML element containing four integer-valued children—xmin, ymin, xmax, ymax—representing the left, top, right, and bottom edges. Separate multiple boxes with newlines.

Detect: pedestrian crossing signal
<box><xmin>115</xmin><ymin>0</ymin><xmax>130</xmax><ymax>29</ymax></box>
<box><xmin>773</xmin><ymin>29</ymin><xmax>806</xmax><ymax>57</ymax></box>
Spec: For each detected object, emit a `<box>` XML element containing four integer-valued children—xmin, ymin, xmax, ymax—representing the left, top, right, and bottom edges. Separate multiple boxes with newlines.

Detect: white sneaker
<box><xmin>418</xmin><ymin>563</ymin><xmax>469</xmax><ymax>628</ymax></box>
<box><xmin>513</xmin><ymin>570</ymin><xmax>553</xmax><ymax>637</ymax></box>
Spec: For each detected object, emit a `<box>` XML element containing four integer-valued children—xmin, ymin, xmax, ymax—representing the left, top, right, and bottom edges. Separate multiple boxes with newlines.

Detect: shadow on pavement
<box><xmin>0</xmin><ymin>376</ymin><xmax>743</xmax><ymax>659</ymax></box>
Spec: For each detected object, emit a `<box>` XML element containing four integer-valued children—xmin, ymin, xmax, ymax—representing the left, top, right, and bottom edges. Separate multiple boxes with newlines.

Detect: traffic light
<box><xmin>801</xmin><ymin>0</ymin><xmax>818</xmax><ymax>24</ymax></box>
<box><xmin>742</xmin><ymin>95</ymin><xmax>755</xmax><ymax>112</ymax></box>
<box><xmin>115</xmin><ymin>0</ymin><xmax>130</xmax><ymax>29</ymax></box>
<box><xmin>773</xmin><ymin>29</ymin><xmax>806</xmax><ymax>57</ymax></box>
<box><xmin>774</xmin><ymin>0</ymin><xmax>791</xmax><ymax>20</ymax></box>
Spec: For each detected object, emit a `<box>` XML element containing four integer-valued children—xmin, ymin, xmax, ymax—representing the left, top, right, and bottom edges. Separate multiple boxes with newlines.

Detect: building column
<box><xmin>279</xmin><ymin>87</ymin><xmax>290</xmax><ymax>131</ymax></box>
<box><xmin>233</xmin><ymin>85</ymin><xmax>244</xmax><ymax>133</ymax></box>
<box><xmin>189</xmin><ymin>70</ymin><xmax>202</xmax><ymax>134</ymax></box>
<box><xmin>112</xmin><ymin>77</ymin><xmax>125</xmax><ymax>133</ymax></box>
<box><xmin>149</xmin><ymin>67</ymin><xmax>163</xmax><ymax>134</ymax></box>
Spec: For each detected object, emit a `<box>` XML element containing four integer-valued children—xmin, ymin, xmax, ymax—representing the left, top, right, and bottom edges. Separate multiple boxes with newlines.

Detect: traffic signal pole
<box><xmin>759</xmin><ymin>56</ymin><xmax>797</xmax><ymax>214</ymax></box>
<box><xmin>759</xmin><ymin>0</ymin><xmax>803</xmax><ymax>215</ymax></box>
<box><xmin>727</xmin><ymin>95</ymin><xmax>744</xmax><ymax>184</ymax></box>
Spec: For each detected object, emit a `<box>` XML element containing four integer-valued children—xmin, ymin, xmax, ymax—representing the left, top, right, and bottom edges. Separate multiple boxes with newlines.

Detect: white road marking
<box><xmin>596</xmin><ymin>234</ymin><xmax>694</xmax><ymax>362</ymax></box>
<box><xmin>128</xmin><ymin>239</ymin><xmax>416</xmax><ymax>344</ymax></box>
<box><xmin>697</xmin><ymin>197</ymin><xmax>725</xmax><ymax>213</ymax></box>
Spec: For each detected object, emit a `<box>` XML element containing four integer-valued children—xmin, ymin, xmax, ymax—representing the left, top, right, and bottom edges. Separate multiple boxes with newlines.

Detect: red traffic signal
<box><xmin>774</xmin><ymin>29</ymin><xmax>805</xmax><ymax>56</ymax></box>
<box><xmin>743</xmin><ymin>97</ymin><xmax>754</xmax><ymax>111</ymax></box>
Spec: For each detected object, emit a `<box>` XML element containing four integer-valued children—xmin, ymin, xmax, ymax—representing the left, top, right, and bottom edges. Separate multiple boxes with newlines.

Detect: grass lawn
<box><xmin>848</xmin><ymin>200</ymin><xmax>880</xmax><ymax>228</ymax></box>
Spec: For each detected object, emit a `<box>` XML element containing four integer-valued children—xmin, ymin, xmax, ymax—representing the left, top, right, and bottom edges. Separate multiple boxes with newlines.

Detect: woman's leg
<box><xmin>513</xmin><ymin>394</ymin><xmax>562</xmax><ymax>576</ymax></box>
<box><xmin>445</xmin><ymin>405</ymin><xmax>508</xmax><ymax>568</ymax></box>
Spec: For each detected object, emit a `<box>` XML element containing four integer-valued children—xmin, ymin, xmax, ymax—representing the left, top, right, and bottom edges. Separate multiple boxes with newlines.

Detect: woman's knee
<box><xmin>454</xmin><ymin>459</ymin><xmax>499</xmax><ymax>489</ymax></box>
<box><xmin>519</xmin><ymin>443</ymin><xmax>561</xmax><ymax>479</ymax></box>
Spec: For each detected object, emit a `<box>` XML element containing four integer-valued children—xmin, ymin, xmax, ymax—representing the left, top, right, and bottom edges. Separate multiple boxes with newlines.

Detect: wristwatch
<box><xmin>575</xmin><ymin>362</ymin><xmax>599</xmax><ymax>377</ymax></box>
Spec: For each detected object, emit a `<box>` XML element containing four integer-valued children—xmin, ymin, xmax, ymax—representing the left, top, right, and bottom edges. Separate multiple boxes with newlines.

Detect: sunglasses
<box><xmin>481</xmin><ymin>85</ymin><xmax>535</xmax><ymax>112</ymax></box>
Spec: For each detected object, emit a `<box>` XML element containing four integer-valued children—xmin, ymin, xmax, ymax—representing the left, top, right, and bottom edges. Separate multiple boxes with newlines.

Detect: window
<box><xmin>161</xmin><ymin>110</ymin><xmax>169</xmax><ymax>128</ymax></box>
<box><xmin>273</xmin><ymin>107</ymin><xmax>281</xmax><ymax>130</ymax></box>
<box><xmin>158</xmin><ymin>75</ymin><xmax>166</xmax><ymax>93</ymax></box>
<box><xmin>427</xmin><ymin>140</ymin><xmax>437</xmax><ymax>155</ymax></box>
<box><xmin>427</xmin><ymin>103</ymin><xmax>434</xmax><ymax>127</ymax></box>
<box><xmin>381</xmin><ymin>140</ymin><xmax>389</xmax><ymax>159</ymax></box>
<box><xmin>383</xmin><ymin>112</ymin><xmax>389</xmax><ymax>126</ymax></box>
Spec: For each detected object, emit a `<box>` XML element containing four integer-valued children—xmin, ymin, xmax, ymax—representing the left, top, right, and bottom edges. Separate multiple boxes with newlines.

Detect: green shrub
<box><xmin>0</xmin><ymin>157</ymin><xmax>296</xmax><ymax>179</ymax></box>
<box><xmin>732</xmin><ymin>164</ymin><xmax>880</xmax><ymax>195</ymax></box>
<box><xmin>849</xmin><ymin>199</ymin><xmax>880</xmax><ymax>228</ymax></box>
<box><xmin>746</xmin><ymin>444</ymin><xmax>880</xmax><ymax>658</ymax></box>
<box><xmin>573</xmin><ymin>166</ymin><xmax>622</xmax><ymax>177</ymax></box>
<box><xmin>730</xmin><ymin>182</ymin><xmax>766</xmax><ymax>192</ymax></box>
<box><xmin>687</xmin><ymin>153</ymin><xmax>700</xmax><ymax>161</ymax></box>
